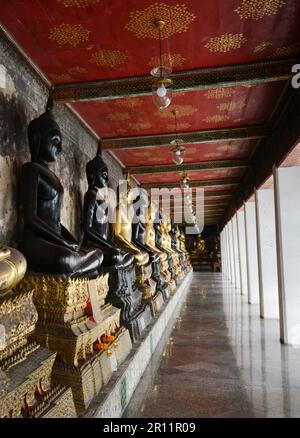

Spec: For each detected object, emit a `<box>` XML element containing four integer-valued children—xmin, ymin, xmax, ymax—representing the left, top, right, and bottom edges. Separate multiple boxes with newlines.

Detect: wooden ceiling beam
<box><xmin>102</xmin><ymin>125</ymin><xmax>267</xmax><ymax>150</ymax></box>
<box><xmin>52</xmin><ymin>58</ymin><xmax>294</xmax><ymax>103</ymax></box>
<box><xmin>141</xmin><ymin>178</ymin><xmax>239</xmax><ymax>189</ymax></box>
<box><xmin>127</xmin><ymin>158</ymin><xmax>249</xmax><ymax>175</ymax></box>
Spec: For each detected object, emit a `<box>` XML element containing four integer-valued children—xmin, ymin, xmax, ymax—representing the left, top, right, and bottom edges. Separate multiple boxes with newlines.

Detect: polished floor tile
<box><xmin>123</xmin><ymin>273</ymin><xmax>300</xmax><ymax>418</ymax></box>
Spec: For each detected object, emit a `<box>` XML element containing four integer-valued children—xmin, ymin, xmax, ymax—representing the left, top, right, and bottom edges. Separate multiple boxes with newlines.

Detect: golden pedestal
<box><xmin>0</xmin><ymin>289</ymin><xmax>76</xmax><ymax>418</ymax></box>
<box><xmin>17</xmin><ymin>273</ymin><xmax>132</xmax><ymax>413</ymax></box>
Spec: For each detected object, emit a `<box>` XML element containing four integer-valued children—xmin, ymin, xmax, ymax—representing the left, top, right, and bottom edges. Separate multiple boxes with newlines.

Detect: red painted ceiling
<box><xmin>1</xmin><ymin>0</ymin><xmax>299</xmax><ymax>83</ymax></box>
<box><xmin>114</xmin><ymin>139</ymin><xmax>257</xmax><ymax>166</ymax></box>
<box><xmin>73</xmin><ymin>83</ymin><xmax>285</xmax><ymax>138</ymax></box>
<box><xmin>2</xmin><ymin>0</ymin><xmax>297</xmax><ymax>224</ymax></box>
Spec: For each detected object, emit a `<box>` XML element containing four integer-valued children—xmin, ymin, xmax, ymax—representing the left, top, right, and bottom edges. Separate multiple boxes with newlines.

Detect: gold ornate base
<box><xmin>0</xmin><ymin>287</ymin><xmax>77</xmax><ymax>418</ymax></box>
<box><xmin>0</xmin><ymin>340</ymin><xmax>76</xmax><ymax>418</ymax></box>
<box><xmin>52</xmin><ymin>326</ymin><xmax>132</xmax><ymax>414</ymax></box>
<box><xmin>18</xmin><ymin>273</ymin><xmax>123</xmax><ymax>366</ymax></box>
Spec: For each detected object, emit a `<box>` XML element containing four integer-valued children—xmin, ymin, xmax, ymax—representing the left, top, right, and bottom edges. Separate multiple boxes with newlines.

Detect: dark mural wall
<box><xmin>0</xmin><ymin>38</ymin><xmax>124</xmax><ymax>247</ymax></box>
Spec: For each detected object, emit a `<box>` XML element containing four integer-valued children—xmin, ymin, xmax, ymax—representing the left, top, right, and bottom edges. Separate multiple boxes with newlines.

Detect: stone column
<box><xmin>228</xmin><ymin>220</ymin><xmax>236</xmax><ymax>285</ymax></box>
<box><xmin>255</xmin><ymin>187</ymin><xmax>279</xmax><ymax>319</ymax></box>
<box><xmin>274</xmin><ymin>166</ymin><xmax>300</xmax><ymax>344</ymax></box>
<box><xmin>237</xmin><ymin>208</ymin><xmax>248</xmax><ymax>296</ymax></box>
<box><xmin>232</xmin><ymin>214</ymin><xmax>241</xmax><ymax>290</ymax></box>
<box><xmin>244</xmin><ymin>200</ymin><xmax>260</xmax><ymax>304</ymax></box>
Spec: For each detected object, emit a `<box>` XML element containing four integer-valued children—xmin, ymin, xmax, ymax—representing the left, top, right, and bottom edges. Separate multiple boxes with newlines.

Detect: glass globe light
<box><xmin>172</xmin><ymin>153</ymin><xmax>184</xmax><ymax>165</ymax></box>
<box><xmin>152</xmin><ymin>79</ymin><xmax>172</xmax><ymax>110</ymax></box>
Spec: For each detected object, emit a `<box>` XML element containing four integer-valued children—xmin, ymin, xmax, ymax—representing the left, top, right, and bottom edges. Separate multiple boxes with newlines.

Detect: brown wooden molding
<box><xmin>52</xmin><ymin>59</ymin><xmax>294</xmax><ymax>103</ymax></box>
<box><xmin>102</xmin><ymin>125</ymin><xmax>268</xmax><ymax>150</ymax></box>
<box><xmin>142</xmin><ymin>178</ymin><xmax>240</xmax><ymax>189</ymax></box>
<box><xmin>126</xmin><ymin>159</ymin><xmax>250</xmax><ymax>175</ymax></box>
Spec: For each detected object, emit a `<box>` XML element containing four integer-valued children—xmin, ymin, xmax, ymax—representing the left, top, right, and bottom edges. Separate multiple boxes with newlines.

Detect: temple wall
<box><xmin>0</xmin><ymin>38</ymin><xmax>124</xmax><ymax>246</ymax></box>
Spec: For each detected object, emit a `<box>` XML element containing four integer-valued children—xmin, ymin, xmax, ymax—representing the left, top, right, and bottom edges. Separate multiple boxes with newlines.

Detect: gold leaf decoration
<box><xmin>157</xmin><ymin>104</ymin><xmax>197</xmax><ymax>118</ymax></box>
<box><xmin>106</xmin><ymin>112</ymin><xmax>131</xmax><ymax>122</ymax></box>
<box><xmin>205</xmin><ymin>33</ymin><xmax>247</xmax><ymax>53</ymax></box>
<box><xmin>268</xmin><ymin>43</ymin><xmax>300</xmax><ymax>59</ymax></box>
<box><xmin>59</xmin><ymin>0</ymin><xmax>100</xmax><ymax>6</ymax></box>
<box><xmin>90</xmin><ymin>50</ymin><xmax>127</xmax><ymax>68</ymax></box>
<box><xmin>217</xmin><ymin>101</ymin><xmax>246</xmax><ymax>111</ymax></box>
<box><xmin>235</xmin><ymin>0</ymin><xmax>285</xmax><ymax>20</ymax></box>
<box><xmin>128</xmin><ymin>122</ymin><xmax>152</xmax><ymax>131</ymax></box>
<box><xmin>204</xmin><ymin>115</ymin><xmax>230</xmax><ymax>124</ymax></box>
<box><xmin>48</xmin><ymin>73</ymin><xmax>72</xmax><ymax>83</ymax></box>
<box><xmin>205</xmin><ymin>88</ymin><xmax>235</xmax><ymax>99</ymax></box>
<box><xmin>254</xmin><ymin>41</ymin><xmax>272</xmax><ymax>53</ymax></box>
<box><xmin>166</xmin><ymin>122</ymin><xmax>191</xmax><ymax>130</ymax></box>
<box><xmin>125</xmin><ymin>2</ymin><xmax>196</xmax><ymax>39</ymax></box>
<box><xmin>148</xmin><ymin>53</ymin><xmax>186</xmax><ymax>68</ymax></box>
<box><xmin>69</xmin><ymin>66</ymin><xmax>87</xmax><ymax>74</ymax></box>
<box><xmin>49</xmin><ymin>23</ymin><xmax>90</xmax><ymax>47</ymax></box>
<box><xmin>115</xmin><ymin>98</ymin><xmax>143</xmax><ymax>109</ymax></box>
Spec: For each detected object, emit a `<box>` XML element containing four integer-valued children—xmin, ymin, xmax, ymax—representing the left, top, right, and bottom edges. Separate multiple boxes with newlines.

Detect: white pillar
<box><xmin>244</xmin><ymin>200</ymin><xmax>260</xmax><ymax>304</ymax></box>
<box><xmin>232</xmin><ymin>214</ymin><xmax>241</xmax><ymax>289</ymax></box>
<box><xmin>255</xmin><ymin>188</ymin><xmax>279</xmax><ymax>319</ymax></box>
<box><xmin>229</xmin><ymin>220</ymin><xmax>236</xmax><ymax>284</ymax></box>
<box><xmin>274</xmin><ymin>166</ymin><xmax>300</xmax><ymax>345</ymax></box>
<box><xmin>237</xmin><ymin>209</ymin><xmax>248</xmax><ymax>296</ymax></box>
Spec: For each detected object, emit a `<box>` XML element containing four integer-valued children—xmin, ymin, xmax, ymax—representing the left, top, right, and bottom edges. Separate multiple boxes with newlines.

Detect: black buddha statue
<box><xmin>82</xmin><ymin>151</ymin><xmax>152</xmax><ymax>342</ymax></box>
<box><xmin>83</xmin><ymin>150</ymin><xmax>134</xmax><ymax>268</ymax></box>
<box><xmin>20</xmin><ymin>100</ymin><xmax>103</xmax><ymax>277</ymax></box>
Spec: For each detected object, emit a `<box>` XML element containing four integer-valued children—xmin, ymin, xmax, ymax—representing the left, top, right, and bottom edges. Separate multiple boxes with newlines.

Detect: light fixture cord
<box><xmin>159</xmin><ymin>25</ymin><xmax>163</xmax><ymax>78</ymax></box>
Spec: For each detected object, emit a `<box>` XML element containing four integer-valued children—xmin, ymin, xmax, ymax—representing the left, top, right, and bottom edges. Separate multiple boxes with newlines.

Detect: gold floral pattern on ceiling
<box><xmin>69</xmin><ymin>66</ymin><xmax>87</xmax><ymax>74</ymax></box>
<box><xmin>235</xmin><ymin>0</ymin><xmax>285</xmax><ymax>20</ymax></box>
<box><xmin>90</xmin><ymin>50</ymin><xmax>128</xmax><ymax>68</ymax></box>
<box><xmin>58</xmin><ymin>0</ymin><xmax>100</xmax><ymax>6</ymax></box>
<box><xmin>157</xmin><ymin>104</ymin><xmax>197</xmax><ymax>118</ymax></box>
<box><xmin>166</xmin><ymin>122</ymin><xmax>191</xmax><ymax>130</ymax></box>
<box><xmin>254</xmin><ymin>41</ymin><xmax>273</xmax><ymax>53</ymax></box>
<box><xmin>205</xmin><ymin>33</ymin><xmax>247</xmax><ymax>53</ymax></box>
<box><xmin>125</xmin><ymin>2</ymin><xmax>196</xmax><ymax>39</ymax></box>
<box><xmin>204</xmin><ymin>115</ymin><xmax>230</xmax><ymax>123</ymax></box>
<box><xmin>114</xmin><ymin>98</ymin><xmax>143</xmax><ymax>109</ymax></box>
<box><xmin>148</xmin><ymin>53</ymin><xmax>186</xmax><ymax>68</ymax></box>
<box><xmin>128</xmin><ymin>122</ymin><xmax>152</xmax><ymax>131</ymax></box>
<box><xmin>217</xmin><ymin>101</ymin><xmax>246</xmax><ymax>111</ymax></box>
<box><xmin>48</xmin><ymin>73</ymin><xmax>72</xmax><ymax>83</ymax></box>
<box><xmin>49</xmin><ymin>23</ymin><xmax>90</xmax><ymax>47</ymax></box>
<box><xmin>106</xmin><ymin>112</ymin><xmax>131</xmax><ymax>122</ymax></box>
<box><xmin>268</xmin><ymin>43</ymin><xmax>300</xmax><ymax>59</ymax></box>
<box><xmin>204</xmin><ymin>88</ymin><xmax>235</xmax><ymax>99</ymax></box>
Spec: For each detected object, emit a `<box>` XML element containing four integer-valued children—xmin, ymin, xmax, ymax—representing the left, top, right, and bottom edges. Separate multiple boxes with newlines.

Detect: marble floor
<box><xmin>124</xmin><ymin>272</ymin><xmax>300</xmax><ymax>418</ymax></box>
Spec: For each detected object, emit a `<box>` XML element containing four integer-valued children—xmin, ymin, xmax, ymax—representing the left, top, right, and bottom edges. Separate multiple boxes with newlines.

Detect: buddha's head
<box><xmin>28</xmin><ymin>100</ymin><xmax>62</xmax><ymax>163</ymax></box>
<box><xmin>86</xmin><ymin>149</ymin><xmax>109</xmax><ymax>189</ymax></box>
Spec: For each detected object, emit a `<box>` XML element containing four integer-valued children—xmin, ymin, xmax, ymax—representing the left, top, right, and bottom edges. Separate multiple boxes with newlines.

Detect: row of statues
<box><xmin>0</xmin><ymin>100</ymin><xmax>191</xmax><ymax>417</ymax></box>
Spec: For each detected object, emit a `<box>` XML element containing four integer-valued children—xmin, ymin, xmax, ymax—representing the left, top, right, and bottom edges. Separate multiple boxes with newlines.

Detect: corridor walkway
<box><xmin>124</xmin><ymin>273</ymin><xmax>300</xmax><ymax>418</ymax></box>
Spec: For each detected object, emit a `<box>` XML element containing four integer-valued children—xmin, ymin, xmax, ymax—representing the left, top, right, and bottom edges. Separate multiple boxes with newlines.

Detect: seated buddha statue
<box><xmin>132</xmin><ymin>194</ymin><xmax>160</xmax><ymax>264</ymax></box>
<box><xmin>145</xmin><ymin>205</ymin><xmax>167</xmax><ymax>263</ymax></box>
<box><xmin>20</xmin><ymin>99</ymin><xmax>103</xmax><ymax>277</ymax></box>
<box><xmin>0</xmin><ymin>245</ymin><xmax>27</xmax><ymax>293</ymax></box>
<box><xmin>83</xmin><ymin>150</ymin><xmax>134</xmax><ymax>268</ymax></box>
<box><xmin>170</xmin><ymin>222</ymin><xmax>182</xmax><ymax>253</ymax></box>
<box><xmin>114</xmin><ymin>176</ymin><xmax>149</xmax><ymax>267</ymax></box>
<box><xmin>161</xmin><ymin>219</ymin><xmax>176</xmax><ymax>254</ymax></box>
